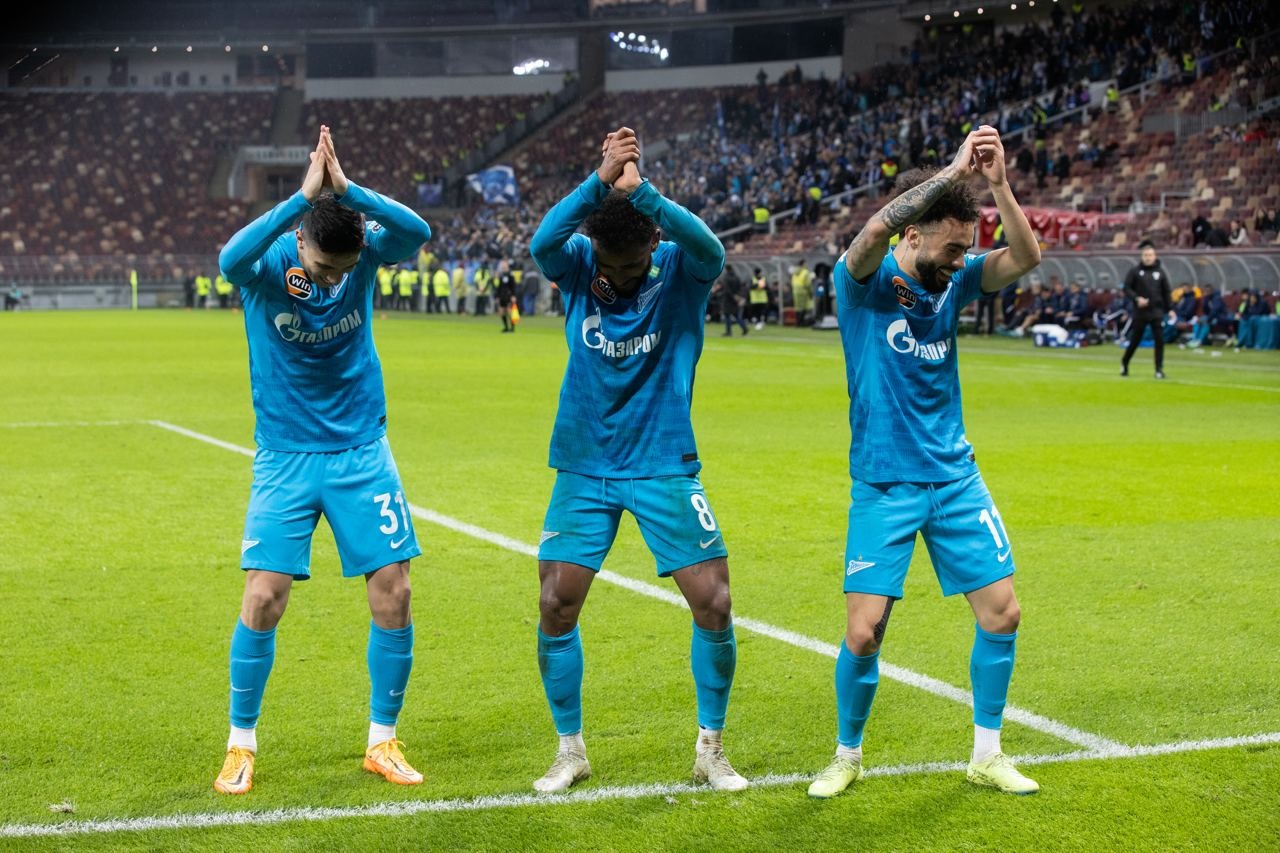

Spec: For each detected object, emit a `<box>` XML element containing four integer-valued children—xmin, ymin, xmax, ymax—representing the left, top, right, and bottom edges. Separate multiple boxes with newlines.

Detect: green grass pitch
<box><xmin>1</xmin><ymin>308</ymin><xmax>1278</xmax><ymax>851</ymax></box>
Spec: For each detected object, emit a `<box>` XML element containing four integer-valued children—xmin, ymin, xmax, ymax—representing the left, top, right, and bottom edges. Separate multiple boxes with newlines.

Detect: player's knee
<box><xmin>539</xmin><ymin>585</ymin><xmax>582</xmax><ymax>631</ymax></box>
<box><xmin>844</xmin><ymin>623</ymin><xmax>880</xmax><ymax>656</ymax></box>
<box><xmin>383</xmin><ymin>576</ymin><xmax>412</xmax><ymax>611</ymax></box>
<box><xmin>242</xmin><ymin>585</ymin><xmax>288</xmax><ymax>626</ymax></box>
<box><xmin>366</xmin><ymin>565</ymin><xmax>412</xmax><ymax>627</ymax></box>
<box><xmin>692</xmin><ymin>583</ymin><xmax>732</xmax><ymax>631</ymax></box>
<box><xmin>979</xmin><ymin>600</ymin><xmax>1021</xmax><ymax>634</ymax></box>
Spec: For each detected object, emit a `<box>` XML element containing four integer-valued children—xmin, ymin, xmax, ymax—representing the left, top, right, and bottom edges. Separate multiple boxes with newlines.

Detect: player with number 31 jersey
<box><xmin>211</xmin><ymin>125</ymin><xmax>432</xmax><ymax>796</ymax></box>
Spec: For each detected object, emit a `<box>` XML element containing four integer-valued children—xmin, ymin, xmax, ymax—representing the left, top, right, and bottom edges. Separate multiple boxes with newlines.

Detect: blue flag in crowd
<box><xmin>466</xmin><ymin>165</ymin><xmax>519</xmax><ymax>205</ymax></box>
<box><xmin>417</xmin><ymin>181</ymin><xmax>444</xmax><ymax>206</ymax></box>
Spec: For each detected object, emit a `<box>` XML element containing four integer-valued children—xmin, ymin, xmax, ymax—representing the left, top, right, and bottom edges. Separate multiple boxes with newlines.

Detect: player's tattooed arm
<box><xmin>878</xmin><ymin>170</ymin><xmax>960</xmax><ymax>233</ymax></box>
<box><xmin>845</xmin><ymin>127</ymin><xmax>989</xmax><ymax>282</ymax></box>
<box><xmin>844</xmin><ymin>168</ymin><xmax>965</xmax><ymax>281</ymax></box>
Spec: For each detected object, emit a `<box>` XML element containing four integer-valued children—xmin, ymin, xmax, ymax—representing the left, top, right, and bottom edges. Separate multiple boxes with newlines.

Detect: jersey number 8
<box><xmin>690</xmin><ymin>493</ymin><xmax>717</xmax><ymax>532</ymax></box>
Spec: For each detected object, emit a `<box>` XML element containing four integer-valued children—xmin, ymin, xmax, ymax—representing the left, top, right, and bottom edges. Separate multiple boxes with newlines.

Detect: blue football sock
<box><xmin>538</xmin><ymin>625</ymin><xmax>584</xmax><ymax>736</ymax></box>
<box><xmin>368</xmin><ymin>622</ymin><xmax>414</xmax><ymax>726</ymax></box>
<box><xmin>835</xmin><ymin>640</ymin><xmax>879</xmax><ymax>749</ymax></box>
<box><xmin>229</xmin><ymin>619</ymin><xmax>276</xmax><ymax>730</ymax></box>
<box><xmin>690</xmin><ymin>621</ymin><xmax>736</xmax><ymax>730</ymax></box>
<box><xmin>970</xmin><ymin>624</ymin><xmax>1017</xmax><ymax>729</ymax></box>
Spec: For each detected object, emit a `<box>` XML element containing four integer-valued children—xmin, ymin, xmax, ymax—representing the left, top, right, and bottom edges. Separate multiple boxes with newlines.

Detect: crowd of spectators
<box><xmin>455</xmin><ymin>0</ymin><xmax>1276</xmax><ymax>266</ymax></box>
<box><xmin>299</xmin><ymin>94</ymin><xmax>550</xmax><ymax>202</ymax></box>
<box><xmin>0</xmin><ymin>91</ymin><xmax>272</xmax><ymax>259</ymax></box>
<box><xmin>0</xmin><ymin>0</ymin><xmax>1276</xmax><ymax>294</ymax></box>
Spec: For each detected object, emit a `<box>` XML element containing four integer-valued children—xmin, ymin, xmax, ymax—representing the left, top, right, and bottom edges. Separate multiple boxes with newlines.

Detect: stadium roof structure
<box><xmin>5</xmin><ymin>0</ymin><xmax>899</xmax><ymax>47</ymax></box>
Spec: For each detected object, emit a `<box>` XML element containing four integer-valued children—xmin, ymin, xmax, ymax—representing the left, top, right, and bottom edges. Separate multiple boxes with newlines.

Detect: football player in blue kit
<box><xmin>808</xmin><ymin>125</ymin><xmax>1044</xmax><ymax>798</ymax></box>
<box><xmin>212</xmin><ymin>126</ymin><xmax>432</xmax><ymax>794</ymax></box>
<box><xmin>528</xmin><ymin>127</ymin><xmax>748</xmax><ymax>794</ymax></box>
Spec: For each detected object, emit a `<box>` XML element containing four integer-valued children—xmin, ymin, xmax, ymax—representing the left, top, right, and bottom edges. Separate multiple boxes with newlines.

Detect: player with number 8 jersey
<box><xmin>527</xmin><ymin>126</ymin><xmax>749</xmax><ymax>794</ymax></box>
<box><xmin>211</xmin><ymin>125</ymin><xmax>432</xmax><ymax>795</ymax></box>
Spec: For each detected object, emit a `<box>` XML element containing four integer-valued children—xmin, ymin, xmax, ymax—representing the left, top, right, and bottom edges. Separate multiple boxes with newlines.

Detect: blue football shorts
<box><xmin>843</xmin><ymin>472</ymin><xmax>1015</xmax><ymax>599</ymax></box>
<box><xmin>241</xmin><ymin>436</ymin><xmax>421</xmax><ymax>580</ymax></box>
<box><xmin>538</xmin><ymin>471</ymin><xmax>729</xmax><ymax>576</ymax></box>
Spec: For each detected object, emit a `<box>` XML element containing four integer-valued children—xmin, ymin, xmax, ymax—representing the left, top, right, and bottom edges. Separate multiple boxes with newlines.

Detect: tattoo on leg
<box><xmin>872</xmin><ymin>600</ymin><xmax>894</xmax><ymax>645</ymax></box>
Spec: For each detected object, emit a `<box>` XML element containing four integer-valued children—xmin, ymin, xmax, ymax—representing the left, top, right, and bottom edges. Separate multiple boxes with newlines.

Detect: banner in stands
<box><xmin>466</xmin><ymin>165</ymin><xmax>519</xmax><ymax>205</ymax></box>
<box><xmin>417</xmin><ymin>181</ymin><xmax>444</xmax><ymax>207</ymax></box>
<box><xmin>979</xmin><ymin>206</ymin><xmax>1131</xmax><ymax>248</ymax></box>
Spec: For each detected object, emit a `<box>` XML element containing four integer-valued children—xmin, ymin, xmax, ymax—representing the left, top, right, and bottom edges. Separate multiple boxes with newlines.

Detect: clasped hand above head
<box><xmin>302</xmin><ymin>125</ymin><xmax>350</xmax><ymax>202</ymax></box>
<box><xmin>950</xmin><ymin>125</ymin><xmax>1007</xmax><ymax>187</ymax></box>
<box><xmin>598</xmin><ymin>127</ymin><xmax>642</xmax><ymax>193</ymax></box>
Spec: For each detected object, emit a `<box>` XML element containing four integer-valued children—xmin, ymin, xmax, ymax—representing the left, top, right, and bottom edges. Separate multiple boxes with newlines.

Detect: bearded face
<box><xmin>906</xmin><ymin>218</ymin><xmax>974</xmax><ymax>294</ymax></box>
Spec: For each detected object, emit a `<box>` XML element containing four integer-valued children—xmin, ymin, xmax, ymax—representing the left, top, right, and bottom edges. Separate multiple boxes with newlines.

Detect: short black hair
<box><xmin>583</xmin><ymin>190</ymin><xmax>657</xmax><ymax>254</ymax></box>
<box><xmin>1137</xmin><ymin>239</ymin><xmax>1155</xmax><ymax>250</ymax></box>
<box><xmin>891</xmin><ymin>167</ymin><xmax>979</xmax><ymax>229</ymax></box>
<box><xmin>301</xmin><ymin>193</ymin><xmax>366</xmax><ymax>255</ymax></box>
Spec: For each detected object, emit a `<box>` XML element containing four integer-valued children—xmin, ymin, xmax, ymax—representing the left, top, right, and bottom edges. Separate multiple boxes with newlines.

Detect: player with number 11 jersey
<box><xmin>809</xmin><ymin>125</ymin><xmax>1045</xmax><ymax>799</ymax></box>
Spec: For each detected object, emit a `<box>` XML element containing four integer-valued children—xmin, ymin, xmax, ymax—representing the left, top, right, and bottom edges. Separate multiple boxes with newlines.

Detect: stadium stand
<box><xmin>0</xmin><ymin>90</ymin><xmax>272</xmax><ymax>262</ymax></box>
<box><xmin>298</xmin><ymin>94</ymin><xmax>553</xmax><ymax>199</ymax></box>
<box><xmin>0</xmin><ymin>0</ymin><xmax>1276</xmax><ymax>298</ymax></box>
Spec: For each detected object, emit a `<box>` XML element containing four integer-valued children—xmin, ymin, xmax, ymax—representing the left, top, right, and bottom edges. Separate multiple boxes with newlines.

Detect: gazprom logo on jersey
<box><xmin>581</xmin><ymin>310</ymin><xmax>662</xmax><ymax>359</ymax></box>
<box><xmin>885</xmin><ymin>318</ymin><xmax>949</xmax><ymax>363</ymax></box>
<box><xmin>273</xmin><ymin>308</ymin><xmax>364</xmax><ymax>344</ymax></box>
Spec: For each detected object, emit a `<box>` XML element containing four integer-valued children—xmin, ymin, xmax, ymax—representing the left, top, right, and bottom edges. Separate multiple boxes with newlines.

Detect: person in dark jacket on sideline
<box><xmin>1121</xmin><ymin>240</ymin><xmax>1175</xmax><ymax>378</ymax></box>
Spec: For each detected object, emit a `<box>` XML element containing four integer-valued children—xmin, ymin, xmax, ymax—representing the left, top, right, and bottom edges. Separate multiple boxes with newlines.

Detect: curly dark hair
<box><xmin>583</xmin><ymin>190</ymin><xmax>657</xmax><ymax>253</ymax></box>
<box><xmin>301</xmin><ymin>193</ymin><xmax>366</xmax><ymax>254</ymax></box>
<box><xmin>892</xmin><ymin>167</ymin><xmax>979</xmax><ymax>228</ymax></box>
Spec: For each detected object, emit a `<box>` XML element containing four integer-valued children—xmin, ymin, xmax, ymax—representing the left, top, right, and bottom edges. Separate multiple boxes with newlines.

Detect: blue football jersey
<box><xmin>835</xmin><ymin>249</ymin><xmax>987</xmax><ymax>482</ymax></box>
<box><xmin>220</xmin><ymin>184</ymin><xmax>431</xmax><ymax>452</ymax></box>
<box><xmin>531</xmin><ymin>174</ymin><xmax>725</xmax><ymax>478</ymax></box>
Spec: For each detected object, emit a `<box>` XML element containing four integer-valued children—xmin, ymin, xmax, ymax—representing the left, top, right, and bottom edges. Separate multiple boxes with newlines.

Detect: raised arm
<box><xmin>340</xmin><ymin>182</ymin><xmax>431</xmax><ymax>265</ymax></box>
<box><xmin>843</xmin><ymin>128</ymin><xmax>987</xmax><ymax>282</ymax></box>
<box><xmin>315</xmin><ymin>126</ymin><xmax>430</xmax><ymax>264</ymax></box>
<box><xmin>975</xmin><ymin>129</ymin><xmax>1042</xmax><ymax>293</ymax></box>
<box><xmin>530</xmin><ymin>126</ymin><xmax>640</xmax><ymax>281</ymax></box>
<box><xmin>219</xmin><ymin>129</ymin><xmax>333</xmax><ymax>283</ymax></box>
<box><xmin>529</xmin><ymin>172</ymin><xmax>610</xmax><ymax>281</ymax></box>
<box><xmin>219</xmin><ymin>193</ymin><xmax>312</xmax><ymax>285</ymax></box>
<box><xmin>619</xmin><ymin>164</ymin><xmax>724</xmax><ymax>283</ymax></box>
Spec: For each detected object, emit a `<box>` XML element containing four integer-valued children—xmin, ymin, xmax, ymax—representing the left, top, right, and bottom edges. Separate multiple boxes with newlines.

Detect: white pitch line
<box><xmin>408</xmin><ymin>505</ymin><xmax>1123</xmax><ymax>752</ymax></box>
<box><xmin>149</xmin><ymin>420</ymin><xmax>254</xmax><ymax>458</ymax></box>
<box><xmin>4</xmin><ymin>732</ymin><xmax>1277</xmax><ymax>839</ymax></box>
<box><xmin>148</xmin><ymin>422</ymin><xmax>1123</xmax><ymax>752</ymax></box>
